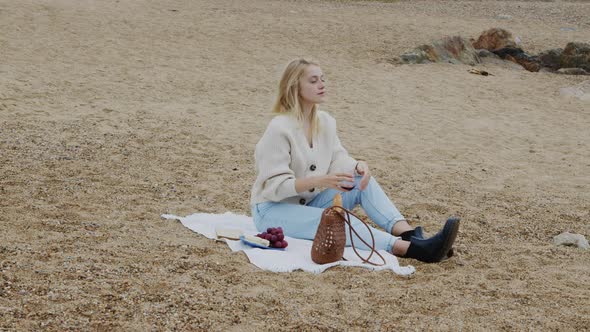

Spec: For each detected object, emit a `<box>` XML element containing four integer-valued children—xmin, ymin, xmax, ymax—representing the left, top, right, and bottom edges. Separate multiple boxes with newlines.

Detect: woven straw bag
<box><xmin>311</xmin><ymin>193</ymin><xmax>386</xmax><ymax>265</ymax></box>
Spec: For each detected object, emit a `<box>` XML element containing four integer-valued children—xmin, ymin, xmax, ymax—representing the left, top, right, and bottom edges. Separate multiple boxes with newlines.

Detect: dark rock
<box><xmin>492</xmin><ymin>47</ymin><xmax>541</xmax><ymax>72</ymax></box>
<box><xmin>538</xmin><ymin>48</ymin><xmax>563</xmax><ymax>70</ymax></box>
<box><xmin>561</xmin><ymin>42</ymin><xmax>590</xmax><ymax>71</ymax></box>
<box><xmin>492</xmin><ymin>47</ymin><xmax>525</xmax><ymax>58</ymax></box>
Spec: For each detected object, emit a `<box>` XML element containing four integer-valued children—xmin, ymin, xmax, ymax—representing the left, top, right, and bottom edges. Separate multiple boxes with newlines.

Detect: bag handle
<box><xmin>327</xmin><ymin>205</ymin><xmax>387</xmax><ymax>266</ymax></box>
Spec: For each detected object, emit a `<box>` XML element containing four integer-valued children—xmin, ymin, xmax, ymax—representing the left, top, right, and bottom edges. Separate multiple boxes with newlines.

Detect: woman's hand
<box><xmin>317</xmin><ymin>173</ymin><xmax>355</xmax><ymax>191</ymax></box>
<box><xmin>295</xmin><ymin>173</ymin><xmax>355</xmax><ymax>193</ymax></box>
<box><xmin>355</xmin><ymin>161</ymin><xmax>370</xmax><ymax>191</ymax></box>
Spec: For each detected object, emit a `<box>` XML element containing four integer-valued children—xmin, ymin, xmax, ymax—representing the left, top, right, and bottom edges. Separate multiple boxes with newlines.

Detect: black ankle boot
<box><xmin>400</xmin><ymin>226</ymin><xmax>455</xmax><ymax>258</ymax></box>
<box><xmin>403</xmin><ymin>217</ymin><xmax>460</xmax><ymax>263</ymax></box>
<box><xmin>400</xmin><ymin>227</ymin><xmax>424</xmax><ymax>241</ymax></box>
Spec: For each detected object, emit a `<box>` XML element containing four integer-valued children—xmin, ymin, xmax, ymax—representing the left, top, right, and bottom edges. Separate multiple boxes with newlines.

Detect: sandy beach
<box><xmin>1</xmin><ymin>0</ymin><xmax>589</xmax><ymax>330</ymax></box>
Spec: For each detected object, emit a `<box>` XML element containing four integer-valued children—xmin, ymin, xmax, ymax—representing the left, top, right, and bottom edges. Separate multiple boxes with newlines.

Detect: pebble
<box><xmin>553</xmin><ymin>232</ymin><xmax>589</xmax><ymax>249</ymax></box>
<box><xmin>557</xmin><ymin>68</ymin><xmax>589</xmax><ymax>76</ymax></box>
<box><xmin>559</xmin><ymin>80</ymin><xmax>590</xmax><ymax>101</ymax></box>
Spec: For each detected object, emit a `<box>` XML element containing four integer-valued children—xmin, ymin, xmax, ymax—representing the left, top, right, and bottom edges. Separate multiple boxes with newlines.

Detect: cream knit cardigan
<box><xmin>250</xmin><ymin>111</ymin><xmax>358</xmax><ymax>206</ymax></box>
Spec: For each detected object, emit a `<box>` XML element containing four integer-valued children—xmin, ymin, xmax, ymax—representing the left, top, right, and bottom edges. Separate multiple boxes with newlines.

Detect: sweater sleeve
<box><xmin>328</xmin><ymin>117</ymin><xmax>358</xmax><ymax>174</ymax></box>
<box><xmin>254</xmin><ymin>120</ymin><xmax>298</xmax><ymax>202</ymax></box>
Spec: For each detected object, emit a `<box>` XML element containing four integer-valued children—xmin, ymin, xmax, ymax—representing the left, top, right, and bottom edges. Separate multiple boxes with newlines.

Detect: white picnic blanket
<box><xmin>161</xmin><ymin>212</ymin><xmax>415</xmax><ymax>276</ymax></box>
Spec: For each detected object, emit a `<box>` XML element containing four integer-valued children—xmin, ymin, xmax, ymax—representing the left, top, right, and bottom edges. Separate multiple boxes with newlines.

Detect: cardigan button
<box><xmin>309</xmin><ymin>188</ymin><xmax>315</xmax><ymax>193</ymax></box>
<box><xmin>299</xmin><ymin>198</ymin><xmax>306</xmax><ymax>205</ymax></box>
<box><xmin>310</xmin><ymin>164</ymin><xmax>316</xmax><ymax>171</ymax></box>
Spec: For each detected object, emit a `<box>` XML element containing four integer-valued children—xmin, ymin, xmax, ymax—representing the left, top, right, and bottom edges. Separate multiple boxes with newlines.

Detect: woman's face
<box><xmin>299</xmin><ymin>65</ymin><xmax>326</xmax><ymax>105</ymax></box>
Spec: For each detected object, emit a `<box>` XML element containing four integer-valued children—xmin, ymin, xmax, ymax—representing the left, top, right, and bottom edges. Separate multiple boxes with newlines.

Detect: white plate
<box><xmin>240</xmin><ymin>235</ymin><xmax>284</xmax><ymax>250</ymax></box>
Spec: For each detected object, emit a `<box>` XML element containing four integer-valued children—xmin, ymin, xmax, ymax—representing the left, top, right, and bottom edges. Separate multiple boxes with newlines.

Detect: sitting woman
<box><xmin>250</xmin><ymin>58</ymin><xmax>459</xmax><ymax>263</ymax></box>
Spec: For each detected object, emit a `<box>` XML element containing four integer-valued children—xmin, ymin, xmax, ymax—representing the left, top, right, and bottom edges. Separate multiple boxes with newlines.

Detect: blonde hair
<box><xmin>272</xmin><ymin>58</ymin><xmax>321</xmax><ymax>135</ymax></box>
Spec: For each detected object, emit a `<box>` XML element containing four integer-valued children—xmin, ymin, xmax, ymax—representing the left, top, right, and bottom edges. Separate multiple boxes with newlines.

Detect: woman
<box><xmin>250</xmin><ymin>58</ymin><xmax>459</xmax><ymax>263</ymax></box>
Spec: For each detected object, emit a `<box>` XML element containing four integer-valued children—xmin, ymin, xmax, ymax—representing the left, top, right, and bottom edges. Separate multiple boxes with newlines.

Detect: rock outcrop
<box><xmin>472</xmin><ymin>28</ymin><xmax>517</xmax><ymax>51</ymax></box>
<box><xmin>399</xmin><ymin>29</ymin><xmax>589</xmax><ymax>75</ymax></box>
<box><xmin>401</xmin><ymin>36</ymin><xmax>480</xmax><ymax>65</ymax></box>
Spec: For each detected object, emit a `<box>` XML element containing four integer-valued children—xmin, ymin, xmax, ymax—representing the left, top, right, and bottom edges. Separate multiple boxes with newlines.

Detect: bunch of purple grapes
<box><xmin>256</xmin><ymin>227</ymin><xmax>289</xmax><ymax>248</ymax></box>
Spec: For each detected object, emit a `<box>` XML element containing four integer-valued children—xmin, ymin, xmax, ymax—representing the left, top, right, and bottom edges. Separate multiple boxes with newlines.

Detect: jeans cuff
<box><xmin>385</xmin><ymin>217</ymin><xmax>406</xmax><ymax>234</ymax></box>
<box><xmin>386</xmin><ymin>235</ymin><xmax>397</xmax><ymax>253</ymax></box>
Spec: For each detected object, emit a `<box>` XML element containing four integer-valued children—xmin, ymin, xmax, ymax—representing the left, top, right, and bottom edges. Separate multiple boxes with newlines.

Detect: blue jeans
<box><xmin>251</xmin><ymin>176</ymin><xmax>405</xmax><ymax>253</ymax></box>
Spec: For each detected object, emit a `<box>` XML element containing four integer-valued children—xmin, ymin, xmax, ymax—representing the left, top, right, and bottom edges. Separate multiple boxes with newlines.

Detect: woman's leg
<box><xmin>306</xmin><ymin>177</ymin><xmax>460</xmax><ymax>262</ymax></box>
<box><xmin>253</xmin><ymin>195</ymin><xmax>397</xmax><ymax>253</ymax></box>
<box><xmin>341</xmin><ymin>176</ymin><xmax>458</xmax><ymax>259</ymax></box>
<box><xmin>251</xmin><ymin>197</ymin><xmax>458</xmax><ymax>262</ymax></box>
<box><xmin>306</xmin><ymin>188</ymin><xmax>399</xmax><ymax>252</ymax></box>
<box><xmin>333</xmin><ymin>175</ymin><xmax>410</xmax><ymax>235</ymax></box>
